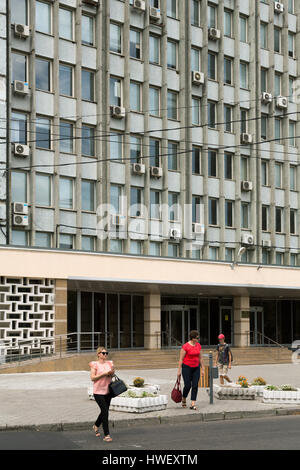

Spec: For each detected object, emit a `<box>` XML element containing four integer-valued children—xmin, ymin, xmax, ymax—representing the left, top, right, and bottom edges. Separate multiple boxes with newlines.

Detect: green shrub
<box><xmin>265</xmin><ymin>385</ymin><xmax>279</xmax><ymax>391</ymax></box>
<box><xmin>133</xmin><ymin>377</ymin><xmax>145</xmax><ymax>388</ymax></box>
<box><xmin>251</xmin><ymin>377</ymin><xmax>267</xmax><ymax>386</ymax></box>
<box><xmin>280</xmin><ymin>384</ymin><xmax>298</xmax><ymax>391</ymax></box>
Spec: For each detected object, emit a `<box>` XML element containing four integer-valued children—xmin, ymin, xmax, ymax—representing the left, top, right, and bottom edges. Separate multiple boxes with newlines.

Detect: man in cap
<box><xmin>214</xmin><ymin>334</ymin><xmax>233</xmax><ymax>385</ymax></box>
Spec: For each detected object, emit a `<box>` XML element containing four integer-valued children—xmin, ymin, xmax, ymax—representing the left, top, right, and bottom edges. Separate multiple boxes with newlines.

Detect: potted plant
<box><xmin>250</xmin><ymin>377</ymin><xmax>268</xmax><ymax>397</ymax></box>
<box><xmin>263</xmin><ymin>384</ymin><xmax>300</xmax><ymax>404</ymax></box>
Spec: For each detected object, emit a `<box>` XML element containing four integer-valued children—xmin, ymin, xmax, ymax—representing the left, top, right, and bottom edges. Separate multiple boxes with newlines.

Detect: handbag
<box><xmin>171</xmin><ymin>377</ymin><xmax>182</xmax><ymax>403</ymax></box>
<box><xmin>109</xmin><ymin>374</ymin><xmax>127</xmax><ymax>397</ymax></box>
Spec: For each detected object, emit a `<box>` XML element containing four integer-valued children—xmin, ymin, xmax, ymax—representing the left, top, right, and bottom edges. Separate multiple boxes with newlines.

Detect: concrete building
<box><xmin>0</xmin><ymin>0</ymin><xmax>300</xmax><ymax>360</ymax></box>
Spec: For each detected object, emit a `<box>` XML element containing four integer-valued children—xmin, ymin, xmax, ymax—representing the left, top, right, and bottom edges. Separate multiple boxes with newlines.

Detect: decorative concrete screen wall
<box><xmin>0</xmin><ymin>277</ymin><xmax>55</xmax><ymax>357</ymax></box>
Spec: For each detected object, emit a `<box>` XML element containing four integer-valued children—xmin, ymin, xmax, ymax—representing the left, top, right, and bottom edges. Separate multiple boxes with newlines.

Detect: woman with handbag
<box><xmin>177</xmin><ymin>330</ymin><xmax>205</xmax><ymax>410</ymax></box>
<box><xmin>89</xmin><ymin>347</ymin><xmax>115</xmax><ymax>442</ymax></box>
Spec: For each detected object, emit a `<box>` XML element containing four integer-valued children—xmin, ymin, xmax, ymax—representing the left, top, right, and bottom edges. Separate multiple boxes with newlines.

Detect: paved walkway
<box><xmin>1</xmin><ymin>364</ymin><xmax>300</xmax><ymax>431</ymax></box>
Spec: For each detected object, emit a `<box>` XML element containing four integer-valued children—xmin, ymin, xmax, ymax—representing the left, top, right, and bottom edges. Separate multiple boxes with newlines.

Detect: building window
<box><xmin>276</xmin><ymin>252</ymin><xmax>284</xmax><ymax>266</ymax></box>
<box><xmin>12</xmin><ymin>52</ymin><xmax>27</xmax><ymax>83</ymax></box>
<box><xmin>262</xmin><ymin>249</ymin><xmax>270</xmax><ymax>265</ymax></box>
<box><xmin>260</xmin><ymin>22</ymin><xmax>268</xmax><ymax>49</ymax></box>
<box><xmin>240</xmin><ymin>108</ymin><xmax>248</xmax><ymax>134</ymax></box>
<box><xmin>59</xmin><ymin>177</ymin><xmax>73</xmax><ymax>209</ymax></box>
<box><xmin>130</xmin><ymin>29</ymin><xmax>141</xmax><ymax>59</ymax></box>
<box><xmin>241</xmin><ymin>203</ymin><xmax>249</xmax><ymax>229</ymax></box>
<box><xmin>274</xmin><ymin>27</ymin><xmax>281</xmax><ymax>53</ymax></box>
<box><xmin>59</xmin><ymin>121</ymin><xmax>74</xmax><ymax>153</ymax></box>
<box><xmin>288</xmin><ymin>32</ymin><xmax>295</xmax><ymax>58</ymax></box>
<box><xmin>275</xmin><ymin>162</ymin><xmax>283</xmax><ymax>188</ymax></box>
<box><xmin>275</xmin><ymin>118</ymin><xmax>282</xmax><ymax>142</ymax></box>
<box><xmin>191</xmin><ymin>48</ymin><xmax>200</xmax><ymax>72</ymax></box>
<box><xmin>167</xmin><ymin>0</ymin><xmax>177</xmax><ymax>18</ymax></box>
<box><xmin>11</xmin><ymin>112</ymin><xmax>27</xmax><ymax>144</ymax></box>
<box><xmin>110</xmin><ymin>23</ymin><xmax>122</xmax><ymax>54</ymax></box>
<box><xmin>82</xmin><ymin>15</ymin><xmax>94</xmax><ymax>46</ymax></box>
<box><xmin>208</xmin><ymin>150</ymin><xmax>217</xmax><ymax>177</ymax></box>
<box><xmin>82</xmin><ymin>236</ymin><xmax>95</xmax><ymax>251</ymax></box>
<box><xmin>35</xmin><ymin>232</ymin><xmax>52</xmax><ymax>248</ymax></box>
<box><xmin>81</xmin><ymin>180</ymin><xmax>95</xmax><ymax>212</ymax></box>
<box><xmin>168</xmin><ymin>141</ymin><xmax>178</xmax><ymax>171</ymax></box>
<box><xmin>191</xmin><ymin>0</ymin><xmax>200</xmax><ymax>26</ymax></box>
<box><xmin>224</xmin><ymin>105</ymin><xmax>232</xmax><ymax>132</ymax></box>
<box><xmin>149</xmin><ymin>35</ymin><xmax>160</xmax><ymax>64</ymax></box>
<box><xmin>208</xmin><ymin>101</ymin><xmax>216</xmax><ymax>128</ymax></box>
<box><xmin>36</xmin><ymin>173</ymin><xmax>51</xmax><ymax>206</ymax></box>
<box><xmin>110</xmin><ymin>132</ymin><xmax>123</xmax><ymax>161</ymax></box>
<box><xmin>35</xmin><ymin>58</ymin><xmax>51</xmax><ymax>92</ymax></box>
<box><xmin>208</xmin><ymin>198</ymin><xmax>218</xmax><ymax>225</ymax></box>
<box><xmin>208</xmin><ymin>53</ymin><xmax>216</xmax><ymax>80</ymax></box>
<box><xmin>225</xmin><ymin>248</ymin><xmax>234</xmax><ymax>262</ymax></box>
<box><xmin>130</xmin><ymin>135</ymin><xmax>142</xmax><ymax>163</ymax></box>
<box><xmin>36</xmin><ymin>1</ymin><xmax>51</xmax><ymax>35</ymax></box>
<box><xmin>60</xmin><ymin>234</ymin><xmax>74</xmax><ymax>250</ymax></box>
<box><xmin>150</xmin><ymin>138</ymin><xmax>160</xmax><ymax>167</ymax></box>
<box><xmin>288</xmin><ymin>0</ymin><xmax>294</xmax><ymax>13</ymax></box>
<box><xmin>167</xmin><ymin>91</ymin><xmax>178</xmax><ymax>120</ymax></box>
<box><xmin>208</xmin><ymin>4</ymin><xmax>217</xmax><ymax>28</ymax></box>
<box><xmin>224</xmin><ymin>10</ymin><xmax>232</xmax><ymax>37</ymax></box>
<box><xmin>290</xmin><ymin>165</ymin><xmax>297</xmax><ymax>191</ymax></box>
<box><xmin>261</xmin><ymin>114</ymin><xmax>267</xmax><ymax>140</ymax></box>
<box><xmin>130</xmin><ymin>187</ymin><xmax>143</xmax><ymax>218</ymax></box>
<box><xmin>11</xmin><ymin>171</ymin><xmax>27</xmax><ymax>203</ymax></box>
<box><xmin>290</xmin><ymin>209</ymin><xmax>297</xmax><ymax>235</ymax></box>
<box><xmin>168</xmin><ymin>243</ymin><xmax>178</xmax><ymax>258</ymax></box>
<box><xmin>82</xmin><ymin>125</ymin><xmax>95</xmax><ymax>157</ymax></box>
<box><xmin>261</xmin><ymin>160</ymin><xmax>269</xmax><ymax>186</ymax></box>
<box><xmin>11</xmin><ymin>0</ymin><xmax>28</xmax><ymax>25</ymax></box>
<box><xmin>225</xmin><ymin>200</ymin><xmax>234</xmax><ymax>227</ymax></box>
<box><xmin>240</xmin><ymin>156</ymin><xmax>248</xmax><ymax>181</ymax></box>
<box><xmin>192</xmin><ymin>147</ymin><xmax>201</xmax><ymax>175</ymax></box>
<box><xmin>240</xmin><ymin>15</ymin><xmax>248</xmax><ymax>43</ymax></box>
<box><xmin>167</xmin><ymin>40</ymin><xmax>177</xmax><ymax>69</ymax></box>
<box><xmin>224</xmin><ymin>57</ymin><xmax>233</xmax><ymax>85</ymax></box>
<box><xmin>261</xmin><ymin>68</ymin><xmax>268</xmax><ymax>93</ymax></box>
<box><xmin>262</xmin><ymin>205</ymin><xmax>269</xmax><ymax>231</ymax></box>
<box><xmin>82</xmin><ymin>69</ymin><xmax>95</xmax><ymax>101</ymax></box>
<box><xmin>168</xmin><ymin>193</ymin><xmax>179</xmax><ymax>221</ymax></box>
<box><xmin>275</xmin><ymin>207</ymin><xmax>283</xmax><ymax>233</ymax></box>
<box><xmin>130</xmin><ymin>82</ymin><xmax>141</xmax><ymax>112</ymax></box>
<box><xmin>240</xmin><ymin>62</ymin><xmax>248</xmax><ymax>89</ymax></box>
<box><xmin>59</xmin><ymin>63</ymin><xmax>73</xmax><ymax>97</ymax></box>
<box><xmin>289</xmin><ymin>121</ymin><xmax>296</xmax><ymax>146</ymax></box>
<box><xmin>209</xmin><ymin>247</ymin><xmax>218</xmax><ymax>261</ymax></box>
<box><xmin>192</xmin><ymin>97</ymin><xmax>201</xmax><ymax>126</ymax></box>
<box><xmin>192</xmin><ymin>196</ymin><xmax>201</xmax><ymax>223</ymax></box>
<box><xmin>110</xmin><ymin>77</ymin><xmax>122</xmax><ymax>107</ymax></box>
<box><xmin>36</xmin><ymin>116</ymin><xmax>51</xmax><ymax>150</ymax></box>
<box><xmin>110</xmin><ymin>239</ymin><xmax>122</xmax><ymax>253</ymax></box>
<box><xmin>11</xmin><ymin>231</ymin><xmax>28</xmax><ymax>246</ymax></box>
<box><xmin>149</xmin><ymin>86</ymin><xmax>160</xmax><ymax>116</ymax></box>
<box><xmin>224</xmin><ymin>153</ymin><xmax>233</xmax><ymax>179</ymax></box>
<box><xmin>59</xmin><ymin>8</ymin><xmax>73</xmax><ymax>41</ymax></box>
<box><xmin>149</xmin><ymin>242</ymin><xmax>161</xmax><ymax>256</ymax></box>
<box><xmin>130</xmin><ymin>241</ymin><xmax>142</xmax><ymax>255</ymax></box>
<box><xmin>150</xmin><ymin>190</ymin><xmax>161</xmax><ymax>220</ymax></box>
<box><xmin>110</xmin><ymin>184</ymin><xmax>122</xmax><ymax>213</ymax></box>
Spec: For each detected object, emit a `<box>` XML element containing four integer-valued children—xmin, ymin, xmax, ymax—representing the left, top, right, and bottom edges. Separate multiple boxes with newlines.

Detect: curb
<box><xmin>2</xmin><ymin>407</ymin><xmax>300</xmax><ymax>432</ymax></box>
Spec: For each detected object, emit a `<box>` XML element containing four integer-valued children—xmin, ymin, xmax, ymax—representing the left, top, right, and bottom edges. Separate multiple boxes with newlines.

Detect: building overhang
<box><xmin>1</xmin><ymin>246</ymin><xmax>300</xmax><ymax>298</ymax></box>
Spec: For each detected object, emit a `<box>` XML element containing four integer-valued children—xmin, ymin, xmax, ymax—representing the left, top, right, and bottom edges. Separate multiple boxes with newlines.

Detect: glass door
<box><xmin>161</xmin><ymin>306</ymin><xmax>199</xmax><ymax>348</ymax></box>
<box><xmin>220</xmin><ymin>307</ymin><xmax>233</xmax><ymax>344</ymax></box>
<box><xmin>249</xmin><ymin>307</ymin><xmax>263</xmax><ymax>345</ymax></box>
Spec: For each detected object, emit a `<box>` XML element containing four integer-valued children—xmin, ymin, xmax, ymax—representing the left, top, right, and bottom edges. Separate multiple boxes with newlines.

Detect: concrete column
<box><xmin>233</xmin><ymin>296</ymin><xmax>250</xmax><ymax>347</ymax></box>
<box><xmin>54</xmin><ymin>279</ymin><xmax>68</xmax><ymax>355</ymax></box>
<box><xmin>144</xmin><ymin>293</ymin><xmax>161</xmax><ymax>349</ymax></box>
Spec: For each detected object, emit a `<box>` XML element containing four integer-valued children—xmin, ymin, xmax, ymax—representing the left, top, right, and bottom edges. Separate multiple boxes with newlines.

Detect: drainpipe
<box><xmin>6</xmin><ymin>0</ymin><xmax>10</xmax><ymax>245</ymax></box>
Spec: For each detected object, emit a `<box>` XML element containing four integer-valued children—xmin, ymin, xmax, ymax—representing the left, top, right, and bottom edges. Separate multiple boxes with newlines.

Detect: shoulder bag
<box><xmin>109</xmin><ymin>374</ymin><xmax>127</xmax><ymax>397</ymax></box>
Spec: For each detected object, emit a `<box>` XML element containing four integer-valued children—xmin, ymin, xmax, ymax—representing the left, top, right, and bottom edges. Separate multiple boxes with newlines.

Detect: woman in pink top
<box><xmin>177</xmin><ymin>330</ymin><xmax>205</xmax><ymax>410</ymax></box>
<box><xmin>89</xmin><ymin>346</ymin><xmax>115</xmax><ymax>442</ymax></box>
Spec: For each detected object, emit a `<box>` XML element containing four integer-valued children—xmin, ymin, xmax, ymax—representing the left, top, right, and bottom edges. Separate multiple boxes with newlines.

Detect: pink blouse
<box><xmin>89</xmin><ymin>361</ymin><xmax>114</xmax><ymax>395</ymax></box>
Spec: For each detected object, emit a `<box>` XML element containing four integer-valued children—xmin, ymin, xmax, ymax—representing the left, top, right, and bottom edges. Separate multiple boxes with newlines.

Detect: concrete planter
<box><xmin>88</xmin><ymin>384</ymin><xmax>160</xmax><ymax>400</ymax></box>
<box><xmin>249</xmin><ymin>385</ymin><xmax>269</xmax><ymax>397</ymax></box>
<box><xmin>263</xmin><ymin>389</ymin><xmax>300</xmax><ymax>404</ymax></box>
<box><xmin>214</xmin><ymin>384</ymin><xmax>256</xmax><ymax>400</ymax></box>
<box><xmin>110</xmin><ymin>395</ymin><xmax>168</xmax><ymax>413</ymax></box>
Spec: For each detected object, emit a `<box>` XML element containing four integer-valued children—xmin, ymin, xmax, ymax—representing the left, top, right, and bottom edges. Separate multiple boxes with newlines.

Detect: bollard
<box><xmin>209</xmin><ymin>352</ymin><xmax>213</xmax><ymax>404</ymax></box>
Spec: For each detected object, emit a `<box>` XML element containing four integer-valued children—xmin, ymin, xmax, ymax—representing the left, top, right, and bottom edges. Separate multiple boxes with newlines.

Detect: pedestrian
<box><xmin>177</xmin><ymin>330</ymin><xmax>205</xmax><ymax>410</ymax></box>
<box><xmin>89</xmin><ymin>346</ymin><xmax>115</xmax><ymax>442</ymax></box>
<box><xmin>214</xmin><ymin>334</ymin><xmax>233</xmax><ymax>385</ymax></box>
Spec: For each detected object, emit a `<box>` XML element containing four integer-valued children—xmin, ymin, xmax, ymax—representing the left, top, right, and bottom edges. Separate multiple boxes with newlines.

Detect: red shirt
<box><xmin>182</xmin><ymin>342</ymin><xmax>201</xmax><ymax>368</ymax></box>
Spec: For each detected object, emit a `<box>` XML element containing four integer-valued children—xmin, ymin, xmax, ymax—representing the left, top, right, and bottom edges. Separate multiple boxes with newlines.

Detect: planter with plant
<box><xmin>263</xmin><ymin>384</ymin><xmax>300</xmax><ymax>404</ymax></box>
<box><xmin>110</xmin><ymin>389</ymin><xmax>168</xmax><ymax>413</ymax></box>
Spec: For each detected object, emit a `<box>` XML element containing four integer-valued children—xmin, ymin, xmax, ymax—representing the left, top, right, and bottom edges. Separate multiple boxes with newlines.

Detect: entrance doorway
<box><xmin>220</xmin><ymin>307</ymin><xmax>233</xmax><ymax>344</ymax></box>
<box><xmin>161</xmin><ymin>306</ymin><xmax>198</xmax><ymax>347</ymax></box>
<box><xmin>249</xmin><ymin>307</ymin><xmax>264</xmax><ymax>345</ymax></box>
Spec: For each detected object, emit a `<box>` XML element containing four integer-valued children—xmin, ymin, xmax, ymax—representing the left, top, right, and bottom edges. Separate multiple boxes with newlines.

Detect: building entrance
<box><xmin>161</xmin><ymin>306</ymin><xmax>198</xmax><ymax>347</ymax></box>
<box><xmin>249</xmin><ymin>307</ymin><xmax>264</xmax><ymax>346</ymax></box>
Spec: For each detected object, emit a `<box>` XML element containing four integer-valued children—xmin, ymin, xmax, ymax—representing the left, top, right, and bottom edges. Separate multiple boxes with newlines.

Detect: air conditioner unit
<box><xmin>241</xmin><ymin>180</ymin><xmax>253</xmax><ymax>191</ymax></box>
<box><xmin>262</xmin><ymin>240</ymin><xmax>271</xmax><ymax>250</ymax></box>
<box><xmin>208</xmin><ymin>28</ymin><xmax>221</xmax><ymax>40</ymax></box>
<box><xmin>192</xmin><ymin>223</ymin><xmax>205</xmax><ymax>235</ymax></box>
<box><xmin>241</xmin><ymin>233</ymin><xmax>254</xmax><ymax>246</ymax></box>
<box><xmin>13</xmin><ymin>143</ymin><xmax>29</xmax><ymax>157</ymax></box>
<box><xmin>192</xmin><ymin>71</ymin><xmax>205</xmax><ymax>86</ymax></box>
<box><xmin>83</xmin><ymin>0</ymin><xmax>99</xmax><ymax>5</ymax></box>
<box><xmin>274</xmin><ymin>2</ymin><xmax>284</xmax><ymax>13</ymax></box>
<box><xmin>262</xmin><ymin>92</ymin><xmax>273</xmax><ymax>104</ymax></box>
<box><xmin>133</xmin><ymin>0</ymin><xmax>146</xmax><ymax>11</ymax></box>
<box><xmin>150</xmin><ymin>166</ymin><xmax>163</xmax><ymax>178</ymax></box>
<box><xmin>241</xmin><ymin>133</ymin><xmax>253</xmax><ymax>144</ymax></box>
<box><xmin>12</xmin><ymin>202</ymin><xmax>28</xmax><ymax>215</ymax></box>
<box><xmin>276</xmin><ymin>96</ymin><xmax>288</xmax><ymax>109</ymax></box>
<box><xmin>111</xmin><ymin>214</ymin><xmax>126</xmax><ymax>226</ymax></box>
<box><xmin>13</xmin><ymin>80</ymin><xmax>29</xmax><ymax>96</ymax></box>
<box><xmin>169</xmin><ymin>228</ymin><xmax>181</xmax><ymax>240</ymax></box>
<box><xmin>14</xmin><ymin>23</ymin><xmax>30</xmax><ymax>38</ymax></box>
<box><xmin>110</xmin><ymin>106</ymin><xmax>126</xmax><ymax>119</ymax></box>
<box><xmin>149</xmin><ymin>7</ymin><xmax>161</xmax><ymax>21</ymax></box>
<box><xmin>13</xmin><ymin>214</ymin><xmax>29</xmax><ymax>227</ymax></box>
<box><xmin>132</xmin><ymin>163</ymin><xmax>145</xmax><ymax>175</ymax></box>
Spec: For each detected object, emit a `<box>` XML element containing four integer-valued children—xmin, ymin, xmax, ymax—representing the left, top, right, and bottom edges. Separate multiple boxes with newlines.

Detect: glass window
<box><xmin>275</xmin><ymin>207</ymin><xmax>283</xmax><ymax>233</ymax></box>
<box><xmin>59</xmin><ymin>64</ymin><xmax>73</xmax><ymax>96</ymax></box>
<box><xmin>130</xmin><ymin>29</ymin><xmax>141</xmax><ymax>59</ymax></box>
<box><xmin>290</xmin><ymin>209</ymin><xmax>297</xmax><ymax>235</ymax></box>
<box><xmin>110</xmin><ymin>132</ymin><xmax>123</xmax><ymax>161</ymax></box>
<box><xmin>167</xmin><ymin>0</ymin><xmax>177</xmax><ymax>18</ymax></box>
<box><xmin>290</xmin><ymin>165</ymin><xmax>297</xmax><ymax>191</ymax></box>
<box><xmin>36</xmin><ymin>173</ymin><xmax>51</xmax><ymax>206</ymax></box>
<box><xmin>209</xmin><ymin>247</ymin><xmax>218</xmax><ymax>260</ymax></box>
<box><xmin>167</xmin><ymin>91</ymin><xmax>178</xmax><ymax>120</ymax></box>
<box><xmin>150</xmin><ymin>138</ymin><xmax>160</xmax><ymax>167</ymax></box>
<box><xmin>208</xmin><ymin>5</ymin><xmax>216</xmax><ymax>28</ymax></box>
<box><xmin>110</xmin><ymin>239</ymin><xmax>122</xmax><ymax>253</ymax></box>
<box><xmin>36</xmin><ymin>117</ymin><xmax>51</xmax><ymax>149</ymax></box>
<box><xmin>274</xmin><ymin>27</ymin><xmax>281</xmax><ymax>53</ymax></box>
<box><xmin>208</xmin><ymin>198</ymin><xmax>218</xmax><ymax>225</ymax></box>
<box><xmin>149</xmin><ymin>35</ymin><xmax>160</xmax><ymax>64</ymax></box>
<box><xmin>82</xmin><ymin>125</ymin><xmax>95</xmax><ymax>156</ymax></box>
<box><xmin>192</xmin><ymin>196</ymin><xmax>201</xmax><ymax>223</ymax></box>
<box><xmin>59</xmin><ymin>8</ymin><xmax>73</xmax><ymax>40</ymax></box>
<box><xmin>240</xmin><ymin>109</ymin><xmax>248</xmax><ymax>134</ymax></box>
<box><xmin>168</xmin><ymin>193</ymin><xmax>179</xmax><ymax>221</ymax></box>
<box><xmin>191</xmin><ymin>0</ymin><xmax>200</xmax><ymax>26</ymax></box>
<box><xmin>240</xmin><ymin>62</ymin><xmax>248</xmax><ymax>89</ymax></box>
<box><xmin>130</xmin><ymin>241</ymin><xmax>142</xmax><ymax>255</ymax></box>
<box><xmin>276</xmin><ymin>252</ymin><xmax>283</xmax><ymax>266</ymax></box>
<box><xmin>288</xmin><ymin>0</ymin><xmax>294</xmax><ymax>13</ymax></box>
<box><xmin>11</xmin><ymin>112</ymin><xmax>27</xmax><ymax>144</ymax></box>
<box><xmin>288</xmin><ymin>33</ymin><xmax>295</xmax><ymax>58</ymax></box>
<box><xmin>261</xmin><ymin>68</ymin><xmax>268</xmax><ymax>93</ymax></box>
<box><xmin>60</xmin><ymin>121</ymin><xmax>73</xmax><ymax>153</ymax></box>
<box><xmin>82</xmin><ymin>15</ymin><xmax>94</xmax><ymax>46</ymax></box>
<box><xmin>82</xmin><ymin>69</ymin><xmax>94</xmax><ymax>101</ymax></box>
<box><xmin>241</xmin><ymin>203</ymin><xmax>249</xmax><ymax>228</ymax></box>
<box><xmin>208</xmin><ymin>53</ymin><xmax>216</xmax><ymax>80</ymax></box>
<box><xmin>130</xmin><ymin>135</ymin><xmax>142</xmax><ymax>163</ymax></box>
<box><xmin>36</xmin><ymin>58</ymin><xmax>51</xmax><ymax>92</ymax></box>
<box><xmin>110</xmin><ymin>77</ymin><xmax>121</xmax><ymax>107</ymax></box>
<box><xmin>192</xmin><ymin>97</ymin><xmax>201</xmax><ymax>126</ymax></box>
<box><xmin>208</xmin><ymin>101</ymin><xmax>216</xmax><ymax>128</ymax></box>
<box><xmin>59</xmin><ymin>234</ymin><xmax>73</xmax><ymax>250</ymax></box>
<box><xmin>59</xmin><ymin>177</ymin><xmax>73</xmax><ymax>209</ymax></box>
<box><xmin>225</xmin><ymin>200</ymin><xmax>234</xmax><ymax>227</ymax></box>
<box><xmin>224</xmin><ymin>57</ymin><xmax>232</xmax><ymax>85</ymax></box>
<box><xmin>289</xmin><ymin>121</ymin><xmax>296</xmax><ymax>146</ymax></box>
<box><xmin>36</xmin><ymin>1</ymin><xmax>51</xmax><ymax>35</ymax></box>
<box><xmin>11</xmin><ymin>0</ymin><xmax>27</xmax><ymax>25</ymax></box>
<box><xmin>191</xmin><ymin>48</ymin><xmax>200</xmax><ymax>72</ymax></box>
<box><xmin>35</xmin><ymin>232</ymin><xmax>51</xmax><ymax>248</ymax></box>
<box><xmin>11</xmin><ymin>231</ymin><xmax>28</xmax><ymax>246</ymax></box>
<box><xmin>167</xmin><ymin>41</ymin><xmax>177</xmax><ymax>69</ymax></box>
<box><xmin>225</xmin><ymin>248</ymin><xmax>234</xmax><ymax>262</ymax></box>
<box><xmin>261</xmin><ymin>114</ymin><xmax>267</xmax><ymax>140</ymax></box>
<box><xmin>150</xmin><ymin>190</ymin><xmax>160</xmax><ymax>219</ymax></box>
<box><xmin>240</xmin><ymin>156</ymin><xmax>248</xmax><ymax>180</ymax></box>
<box><xmin>12</xmin><ymin>53</ymin><xmax>27</xmax><ymax>83</ymax></box>
<box><xmin>82</xmin><ymin>236</ymin><xmax>95</xmax><ymax>251</ymax></box>
<box><xmin>275</xmin><ymin>162</ymin><xmax>282</xmax><ymax>188</ymax></box>
<box><xmin>82</xmin><ymin>180</ymin><xmax>95</xmax><ymax>211</ymax></box>
<box><xmin>260</xmin><ymin>22</ymin><xmax>268</xmax><ymax>48</ymax></box>
<box><xmin>192</xmin><ymin>147</ymin><xmax>201</xmax><ymax>175</ymax></box>
<box><xmin>130</xmin><ymin>187</ymin><xmax>143</xmax><ymax>217</ymax></box>
<box><xmin>110</xmin><ymin>23</ymin><xmax>122</xmax><ymax>53</ymax></box>
<box><xmin>240</xmin><ymin>16</ymin><xmax>247</xmax><ymax>43</ymax></box>
<box><xmin>130</xmin><ymin>82</ymin><xmax>141</xmax><ymax>112</ymax></box>
<box><xmin>275</xmin><ymin>73</ymin><xmax>281</xmax><ymax>96</ymax></box>
<box><xmin>168</xmin><ymin>243</ymin><xmax>178</xmax><ymax>258</ymax></box>
<box><xmin>149</xmin><ymin>86</ymin><xmax>160</xmax><ymax>116</ymax></box>
<box><xmin>224</xmin><ymin>10</ymin><xmax>232</xmax><ymax>37</ymax></box>
<box><xmin>261</xmin><ymin>160</ymin><xmax>269</xmax><ymax>186</ymax></box>
<box><xmin>208</xmin><ymin>150</ymin><xmax>217</xmax><ymax>177</ymax></box>
<box><xmin>224</xmin><ymin>105</ymin><xmax>232</xmax><ymax>132</ymax></box>
<box><xmin>168</xmin><ymin>141</ymin><xmax>178</xmax><ymax>171</ymax></box>
<box><xmin>149</xmin><ymin>242</ymin><xmax>161</xmax><ymax>256</ymax></box>
<box><xmin>11</xmin><ymin>171</ymin><xmax>27</xmax><ymax>203</ymax></box>
<box><xmin>262</xmin><ymin>205</ymin><xmax>269</xmax><ymax>231</ymax></box>
<box><xmin>275</xmin><ymin>118</ymin><xmax>281</xmax><ymax>141</ymax></box>
<box><xmin>224</xmin><ymin>153</ymin><xmax>233</xmax><ymax>179</ymax></box>
<box><xmin>110</xmin><ymin>184</ymin><xmax>121</xmax><ymax>213</ymax></box>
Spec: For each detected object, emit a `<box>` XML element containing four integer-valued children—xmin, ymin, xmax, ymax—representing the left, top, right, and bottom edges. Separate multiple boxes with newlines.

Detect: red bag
<box><xmin>171</xmin><ymin>377</ymin><xmax>182</xmax><ymax>403</ymax></box>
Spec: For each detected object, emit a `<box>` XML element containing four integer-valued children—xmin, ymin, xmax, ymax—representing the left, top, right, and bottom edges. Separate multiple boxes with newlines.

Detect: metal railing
<box><xmin>160</xmin><ymin>331</ymin><xmax>182</xmax><ymax>349</ymax></box>
<box><xmin>248</xmin><ymin>330</ymin><xmax>286</xmax><ymax>348</ymax></box>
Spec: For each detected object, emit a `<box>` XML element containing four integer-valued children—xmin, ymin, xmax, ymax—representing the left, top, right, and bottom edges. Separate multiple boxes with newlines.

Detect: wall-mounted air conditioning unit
<box><xmin>12</xmin><ymin>202</ymin><xmax>28</xmax><ymax>215</ymax></box>
<box><xmin>274</xmin><ymin>2</ymin><xmax>284</xmax><ymax>13</ymax></box>
<box><xmin>262</xmin><ymin>92</ymin><xmax>273</xmax><ymax>104</ymax></box>
<box><xmin>241</xmin><ymin>180</ymin><xmax>253</xmax><ymax>191</ymax></box>
<box><xmin>192</xmin><ymin>223</ymin><xmax>205</xmax><ymax>235</ymax></box>
<box><xmin>192</xmin><ymin>71</ymin><xmax>205</xmax><ymax>86</ymax></box>
<box><xmin>83</xmin><ymin>0</ymin><xmax>99</xmax><ymax>5</ymax></box>
<box><xmin>133</xmin><ymin>0</ymin><xmax>146</xmax><ymax>12</ymax></box>
<box><xmin>13</xmin><ymin>214</ymin><xmax>29</xmax><ymax>227</ymax></box>
<box><xmin>169</xmin><ymin>228</ymin><xmax>181</xmax><ymax>240</ymax></box>
<box><xmin>276</xmin><ymin>96</ymin><xmax>288</xmax><ymax>109</ymax></box>
<box><xmin>208</xmin><ymin>28</ymin><xmax>221</xmax><ymax>40</ymax></box>
<box><xmin>149</xmin><ymin>7</ymin><xmax>161</xmax><ymax>21</ymax></box>
<box><xmin>262</xmin><ymin>240</ymin><xmax>271</xmax><ymax>250</ymax></box>
<box><xmin>13</xmin><ymin>80</ymin><xmax>29</xmax><ymax>96</ymax></box>
<box><xmin>241</xmin><ymin>233</ymin><xmax>254</xmax><ymax>246</ymax></box>
<box><xmin>13</xmin><ymin>143</ymin><xmax>29</xmax><ymax>157</ymax></box>
<box><xmin>132</xmin><ymin>163</ymin><xmax>145</xmax><ymax>175</ymax></box>
<box><xmin>150</xmin><ymin>166</ymin><xmax>163</xmax><ymax>178</ymax></box>
<box><xmin>14</xmin><ymin>23</ymin><xmax>30</xmax><ymax>38</ymax></box>
<box><xmin>111</xmin><ymin>214</ymin><xmax>126</xmax><ymax>226</ymax></box>
<box><xmin>241</xmin><ymin>133</ymin><xmax>253</xmax><ymax>144</ymax></box>
<box><xmin>110</xmin><ymin>106</ymin><xmax>126</xmax><ymax>119</ymax></box>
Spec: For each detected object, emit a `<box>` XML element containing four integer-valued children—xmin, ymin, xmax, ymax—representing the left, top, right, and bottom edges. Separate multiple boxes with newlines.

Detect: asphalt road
<box><xmin>1</xmin><ymin>416</ymin><xmax>300</xmax><ymax>451</ymax></box>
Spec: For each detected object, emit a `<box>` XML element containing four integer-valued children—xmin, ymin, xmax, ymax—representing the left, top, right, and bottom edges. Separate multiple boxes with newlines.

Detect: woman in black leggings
<box><xmin>177</xmin><ymin>330</ymin><xmax>205</xmax><ymax>410</ymax></box>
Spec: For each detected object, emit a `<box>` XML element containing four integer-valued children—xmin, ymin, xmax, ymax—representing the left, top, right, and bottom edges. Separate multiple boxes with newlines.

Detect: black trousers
<box><xmin>182</xmin><ymin>363</ymin><xmax>200</xmax><ymax>401</ymax></box>
<box><xmin>94</xmin><ymin>393</ymin><xmax>112</xmax><ymax>436</ymax></box>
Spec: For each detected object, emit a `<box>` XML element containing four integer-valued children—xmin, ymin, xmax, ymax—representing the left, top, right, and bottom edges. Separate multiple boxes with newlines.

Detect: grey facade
<box><xmin>2</xmin><ymin>0</ymin><xmax>300</xmax><ymax>266</ymax></box>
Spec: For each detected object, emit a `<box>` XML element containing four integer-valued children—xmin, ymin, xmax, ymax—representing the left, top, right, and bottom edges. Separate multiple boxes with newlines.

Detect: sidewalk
<box><xmin>1</xmin><ymin>363</ymin><xmax>300</xmax><ymax>431</ymax></box>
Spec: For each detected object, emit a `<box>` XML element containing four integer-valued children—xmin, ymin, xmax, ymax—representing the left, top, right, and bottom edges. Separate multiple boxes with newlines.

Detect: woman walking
<box><xmin>89</xmin><ymin>346</ymin><xmax>115</xmax><ymax>442</ymax></box>
<box><xmin>177</xmin><ymin>330</ymin><xmax>205</xmax><ymax>410</ymax></box>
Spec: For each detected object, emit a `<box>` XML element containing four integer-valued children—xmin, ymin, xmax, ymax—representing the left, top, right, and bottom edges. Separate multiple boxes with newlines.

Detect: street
<box><xmin>1</xmin><ymin>415</ymin><xmax>300</xmax><ymax>451</ymax></box>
